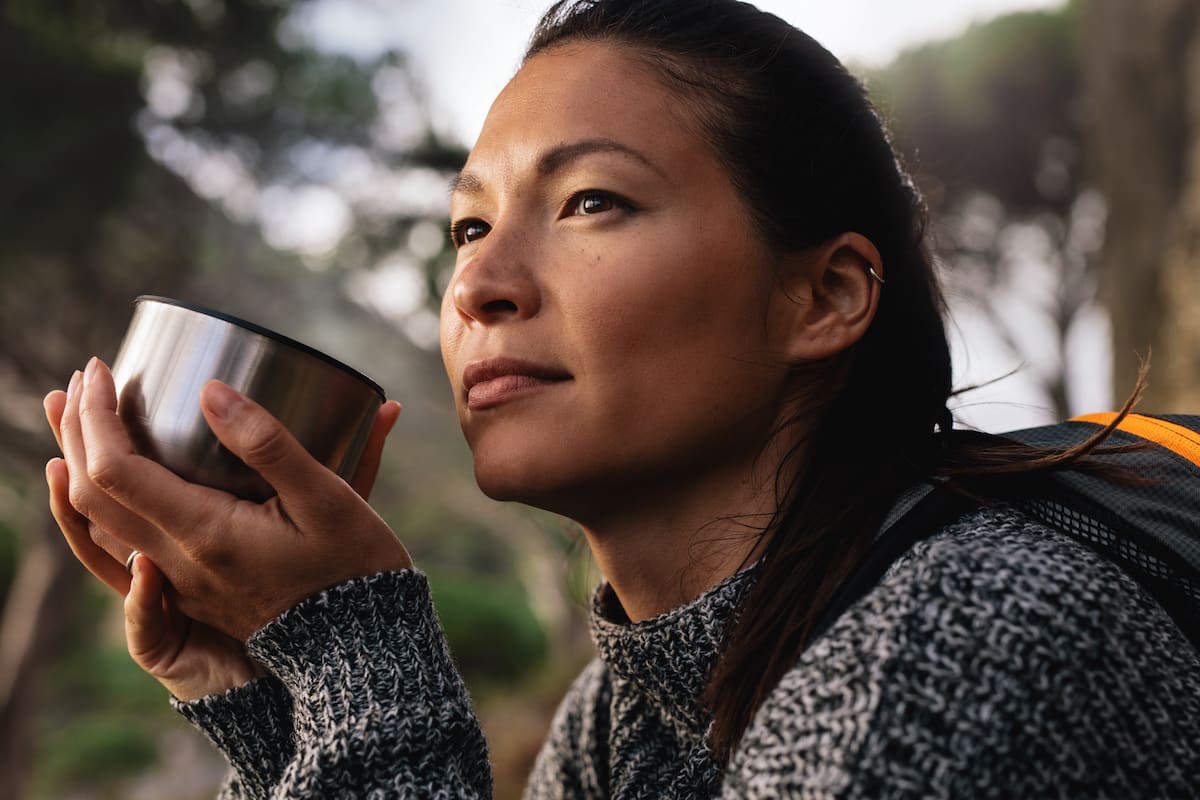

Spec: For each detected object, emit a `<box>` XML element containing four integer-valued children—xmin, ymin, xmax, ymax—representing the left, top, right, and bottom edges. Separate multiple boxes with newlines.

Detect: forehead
<box><xmin>461</xmin><ymin>42</ymin><xmax>704</xmax><ymax>181</ymax></box>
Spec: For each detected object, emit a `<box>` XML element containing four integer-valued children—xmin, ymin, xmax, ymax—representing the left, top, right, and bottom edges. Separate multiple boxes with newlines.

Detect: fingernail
<box><xmin>66</xmin><ymin>371</ymin><xmax>81</xmax><ymax>403</ymax></box>
<box><xmin>204</xmin><ymin>381</ymin><xmax>243</xmax><ymax>420</ymax></box>
<box><xmin>83</xmin><ymin>357</ymin><xmax>99</xmax><ymax>388</ymax></box>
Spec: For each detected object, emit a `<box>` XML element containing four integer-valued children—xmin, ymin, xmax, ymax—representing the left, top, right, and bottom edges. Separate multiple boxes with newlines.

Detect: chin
<box><xmin>473</xmin><ymin>458</ymin><xmax>562</xmax><ymax>506</ymax></box>
<box><xmin>463</xmin><ymin>420</ymin><xmax>580</xmax><ymax>505</ymax></box>
<box><xmin>469</xmin><ymin>447</ymin><xmax>602</xmax><ymax>519</ymax></box>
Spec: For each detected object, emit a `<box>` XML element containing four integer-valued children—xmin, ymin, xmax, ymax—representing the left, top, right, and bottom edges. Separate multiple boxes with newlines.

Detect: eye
<box><xmin>573</xmin><ymin>191</ymin><xmax>615</xmax><ymax>215</ymax></box>
<box><xmin>449</xmin><ymin>218</ymin><xmax>491</xmax><ymax>248</ymax></box>
<box><xmin>566</xmin><ymin>190</ymin><xmax>632</xmax><ymax>218</ymax></box>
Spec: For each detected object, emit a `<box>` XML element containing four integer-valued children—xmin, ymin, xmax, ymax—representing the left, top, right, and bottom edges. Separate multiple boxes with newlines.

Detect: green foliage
<box><xmin>876</xmin><ymin>8</ymin><xmax>1077</xmax><ymax>122</ymax></box>
<box><xmin>393</xmin><ymin>502</ymin><xmax>516</xmax><ymax>577</ymax></box>
<box><xmin>428</xmin><ymin>571</ymin><xmax>548</xmax><ymax>689</ymax></box>
<box><xmin>868</xmin><ymin>5</ymin><xmax>1083</xmax><ymax>214</ymax></box>
<box><xmin>31</xmin><ymin>714</ymin><xmax>158</xmax><ymax>796</ymax></box>
<box><xmin>53</xmin><ymin>641</ymin><xmax>175</xmax><ymax>717</ymax></box>
<box><xmin>45</xmin><ymin>580</ymin><xmax>173</xmax><ymax>714</ymax></box>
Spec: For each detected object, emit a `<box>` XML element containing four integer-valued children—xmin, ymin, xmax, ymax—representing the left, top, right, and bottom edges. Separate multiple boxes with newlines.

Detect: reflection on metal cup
<box><xmin>110</xmin><ymin>296</ymin><xmax>385</xmax><ymax>502</ymax></box>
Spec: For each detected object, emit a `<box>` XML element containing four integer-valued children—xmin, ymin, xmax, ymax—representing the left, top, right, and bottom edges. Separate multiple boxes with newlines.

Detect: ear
<box><xmin>770</xmin><ymin>232</ymin><xmax>883</xmax><ymax>363</ymax></box>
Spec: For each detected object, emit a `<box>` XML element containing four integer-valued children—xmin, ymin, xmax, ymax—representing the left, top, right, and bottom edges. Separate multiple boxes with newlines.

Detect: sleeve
<box><xmin>172</xmin><ymin>675</ymin><xmax>294</xmax><ymax>799</ymax></box>
<box><xmin>175</xmin><ymin>569</ymin><xmax>493</xmax><ymax>799</ymax></box>
<box><xmin>722</xmin><ymin>509</ymin><xmax>1200</xmax><ymax>800</ymax></box>
<box><xmin>523</xmin><ymin>658</ymin><xmax>611</xmax><ymax>800</ymax></box>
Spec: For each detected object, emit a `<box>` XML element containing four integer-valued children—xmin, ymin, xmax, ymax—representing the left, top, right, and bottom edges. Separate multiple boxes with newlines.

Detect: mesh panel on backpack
<box><xmin>1005</xmin><ymin>414</ymin><xmax>1200</xmax><ymax>644</ymax></box>
<box><xmin>818</xmin><ymin>414</ymin><xmax>1200</xmax><ymax>648</ymax></box>
<box><xmin>1018</xmin><ymin>496</ymin><xmax>1200</xmax><ymax>609</ymax></box>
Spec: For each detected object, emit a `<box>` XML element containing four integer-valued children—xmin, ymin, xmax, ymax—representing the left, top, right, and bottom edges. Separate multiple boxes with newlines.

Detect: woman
<box><xmin>43</xmin><ymin>0</ymin><xmax>1200</xmax><ymax>797</ymax></box>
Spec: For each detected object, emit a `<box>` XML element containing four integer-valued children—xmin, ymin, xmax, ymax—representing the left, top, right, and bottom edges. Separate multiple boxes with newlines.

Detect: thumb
<box><xmin>350</xmin><ymin>400</ymin><xmax>401</xmax><ymax>500</ymax></box>
<box><xmin>125</xmin><ymin>554</ymin><xmax>170</xmax><ymax>659</ymax></box>
<box><xmin>200</xmin><ymin>380</ymin><xmax>334</xmax><ymax>502</ymax></box>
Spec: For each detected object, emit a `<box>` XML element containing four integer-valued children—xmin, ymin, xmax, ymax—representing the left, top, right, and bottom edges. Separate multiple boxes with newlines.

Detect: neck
<box><xmin>577</xmin><ymin>454</ymin><xmax>785</xmax><ymax>623</ymax></box>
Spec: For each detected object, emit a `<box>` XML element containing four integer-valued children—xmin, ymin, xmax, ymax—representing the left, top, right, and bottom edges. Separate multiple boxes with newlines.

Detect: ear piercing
<box><xmin>867</xmin><ymin>265</ymin><xmax>885</xmax><ymax>285</ymax></box>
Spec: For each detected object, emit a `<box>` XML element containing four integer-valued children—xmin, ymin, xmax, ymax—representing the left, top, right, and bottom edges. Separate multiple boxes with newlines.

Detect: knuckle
<box><xmin>186</xmin><ymin>514</ymin><xmax>237</xmax><ymax>570</ymax></box>
<box><xmin>77</xmin><ymin>404</ymin><xmax>114</xmax><ymax>440</ymax></box>
<box><xmin>182</xmin><ymin>526</ymin><xmax>213</xmax><ymax>560</ymax></box>
<box><xmin>67</xmin><ymin>477</ymin><xmax>93</xmax><ymax>517</ymax></box>
<box><xmin>88</xmin><ymin>521</ymin><xmax>112</xmax><ymax>551</ymax></box>
<box><xmin>242</xmin><ymin>419</ymin><xmax>291</xmax><ymax>470</ymax></box>
<box><xmin>86</xmin><ymin>453</ymin><xmax>124</xmax><ymax>491</ymax></box>
<box><xmin>59</xmin><ymin>404</ymin><xmax>77</xmax><ymax>435</ymax></box>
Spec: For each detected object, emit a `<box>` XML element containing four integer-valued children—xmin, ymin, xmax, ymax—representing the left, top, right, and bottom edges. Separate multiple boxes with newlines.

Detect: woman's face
<box><xmin>440</xmin><ymin>42</ymin><xmax>798</xmax><ymax>518</ymax></box>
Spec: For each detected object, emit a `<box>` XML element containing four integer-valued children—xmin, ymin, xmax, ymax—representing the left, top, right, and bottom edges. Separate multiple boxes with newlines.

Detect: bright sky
<box><xmin>295</xmin><ymin>0</ymin><xmax>1065</xmax><ymax>146</ymax></box>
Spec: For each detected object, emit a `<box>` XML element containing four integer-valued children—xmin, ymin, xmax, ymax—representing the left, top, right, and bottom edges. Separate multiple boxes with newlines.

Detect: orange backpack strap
<box><xmin>1073</xmin><ymin>412</ymin><xmax>1200</xmax><ymax>467</ymax></box>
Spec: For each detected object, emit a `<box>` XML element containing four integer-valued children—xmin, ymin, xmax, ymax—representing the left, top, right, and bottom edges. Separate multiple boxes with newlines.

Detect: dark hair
<box><xmin>526</xmin><ymin>0</ymin><xmax>1131</xmax><ymax>764</ymax></box>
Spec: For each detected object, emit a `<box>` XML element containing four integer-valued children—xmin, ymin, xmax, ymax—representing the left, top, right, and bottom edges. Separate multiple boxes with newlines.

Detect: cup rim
<box><xmin>135</xmin><ymin>295</ymin><xmax>386</xmax><ymax>400</ymax></box>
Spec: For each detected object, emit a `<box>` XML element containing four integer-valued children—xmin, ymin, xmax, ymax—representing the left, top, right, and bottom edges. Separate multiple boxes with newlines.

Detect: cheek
<box><xmin>570</xmin><ymin>255</ymin><xmax>768</xmax><ymax>374</ymax></box>
<box><xmin>439</xmin><ymin>291</ymin><xmax>463</xmax><ymax>368</ymax></box>
<box><xmin>567</xmin><ymin>268</ymin><xmax>779</xmax><ymax>439</ymax></box>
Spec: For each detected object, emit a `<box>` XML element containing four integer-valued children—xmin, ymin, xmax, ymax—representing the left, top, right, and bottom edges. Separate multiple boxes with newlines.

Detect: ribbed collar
<box><xmin>589</xmin><ymin>566</ymin><xmax>757</xmax><ymax>734</ymax></box>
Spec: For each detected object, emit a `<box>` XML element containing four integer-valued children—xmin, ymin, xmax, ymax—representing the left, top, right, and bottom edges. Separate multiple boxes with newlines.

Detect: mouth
<box><xmin>462</xmin><ymin>357</ymin><xmax>572</xmax><ymax>410</ymax></box>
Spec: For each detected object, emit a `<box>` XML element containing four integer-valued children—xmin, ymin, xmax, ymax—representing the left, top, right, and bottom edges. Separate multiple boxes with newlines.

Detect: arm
<box><xmin>173</xmin><ymin>676</ymin><xmax>295</xmax><ymax>800</ymax></box>
<box><xmin>175</xmin><ymin>571</ymin><xmax>492</xmax><ymax>799</ymax></box>
<box><xmin>44</xmin><ymin>359</ymin><xmax>494</xmax><ymax>796</ymax></box>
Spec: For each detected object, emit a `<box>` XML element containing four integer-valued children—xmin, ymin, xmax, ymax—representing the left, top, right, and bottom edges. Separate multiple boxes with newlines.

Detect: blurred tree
<box><xmin>0</xmin><ymin>0</ymin><xmax>469</xmax><ymax>795</ymax></box>
<box><xmin>1083</xmin><ymin>0</ymin><xmax>1200</xmax><ymax>410</ymax></box>
<box><xmin>870</xmin><ymin>3</ymin><xmax>1108</xmax><ymax>422</ymax></box>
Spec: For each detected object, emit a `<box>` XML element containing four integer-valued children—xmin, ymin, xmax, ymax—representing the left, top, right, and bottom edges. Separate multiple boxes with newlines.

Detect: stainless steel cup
<box><xmin>110</xmin><ymin>296</ymin><xmax>385</xmax><ymax>501</ymax></box>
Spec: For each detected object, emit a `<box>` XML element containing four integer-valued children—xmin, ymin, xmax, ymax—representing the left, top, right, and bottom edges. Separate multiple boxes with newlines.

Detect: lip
<box><xmin>462</xmin><ymin>357</ymin><xmax>572</xmax><ymax>410</ymax></box>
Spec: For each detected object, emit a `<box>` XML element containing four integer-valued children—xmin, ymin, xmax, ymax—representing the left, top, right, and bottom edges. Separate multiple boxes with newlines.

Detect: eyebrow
<box><xmin>448</xmin><ymin>137</ymin><xmax>661</xmax><ymax>198</ymax></box>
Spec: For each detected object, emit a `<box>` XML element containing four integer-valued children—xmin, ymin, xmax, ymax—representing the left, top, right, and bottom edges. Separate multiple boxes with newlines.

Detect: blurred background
<box><xmin>1</xmin><ymin>0</ymin><xmax>1197</xmax><ymax>797</ymax></box>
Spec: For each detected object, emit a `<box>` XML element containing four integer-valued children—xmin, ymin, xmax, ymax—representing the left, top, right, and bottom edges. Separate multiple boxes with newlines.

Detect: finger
<box><xmin>350</xmin><ymin>400</ymin><xmax>401</xmax><ymax>500</ymax></box>
<box><xmin>78</xmin><ymin>357</ymin><xmax>140</xmax><ymax>478</ymax></box>
<box><xmin>125</xmin><ymin>554</ymin><xmax>170</xmax><ymax>656</ymax></box>
<box><xmin>47</xmin><ymin>458</ymin><xmax>131</xmax><ymax>594</ymax></box>
<box><xmin>59</xmin><ymin>371</ymin><xmax>83</xmax><ymax>471</ymax></box>
<box><xmin>60</xmin><ymin>368</ymin><xmax>137</xmax><ymax>539</ymax></box>
<box><xmin>61</xmin><ymin>368</ymin><xmax>95</xmax><ymax>502</ymax></box>
<box><xmin>199</xmin><ymin>379</ymin><xmax>354</xmax><ymax>514</ymax></box>
<box><xmin>74</xmin><ymin>357</ymin><xmax>229</xmax><ymax>554</ymax></box>
<box><xmin>44</xmin><ymin>389</ymin><xmax>67</xmax><ymax>453</ymax></box>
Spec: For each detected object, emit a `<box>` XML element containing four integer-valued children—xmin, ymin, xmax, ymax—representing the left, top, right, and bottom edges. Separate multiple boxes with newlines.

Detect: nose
<box><xmin>449</xmin><ymin>228</ymin><xmax>541</xmax><ymax>325</ymax></box>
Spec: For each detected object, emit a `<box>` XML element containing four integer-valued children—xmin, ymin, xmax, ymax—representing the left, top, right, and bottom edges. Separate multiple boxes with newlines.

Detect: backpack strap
<box><xmin>809</xmin><ymin>481</ymin><xmax>983</xmax><ymax>642</ymax></box>
<box><xmin>809</xmin><ymin>413</ymin><xmax>1200</xmax><ymax>648</ymax></box>
<box><xmin>1073</xmin><ymin>412</ymin><xmax>1200</xmax><ymax>466</ymax></box>
<box><xmin>1017</xmin><ymin>413</ymin><xmax>1200</xmax><ymax>646</ymax></box>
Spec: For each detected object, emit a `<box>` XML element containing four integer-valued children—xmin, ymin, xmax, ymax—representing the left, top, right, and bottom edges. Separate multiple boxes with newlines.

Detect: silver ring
<box><xmin>125</xmin><ymin>550</ymin><xmax>140</xmax><ymax>575</ymax></box>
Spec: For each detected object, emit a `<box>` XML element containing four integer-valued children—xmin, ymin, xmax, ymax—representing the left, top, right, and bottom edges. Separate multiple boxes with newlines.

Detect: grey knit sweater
<box><xmin>175</xmin><ymin>507</ymin><xmax>1200</xmax><ymax>798</ymax></box>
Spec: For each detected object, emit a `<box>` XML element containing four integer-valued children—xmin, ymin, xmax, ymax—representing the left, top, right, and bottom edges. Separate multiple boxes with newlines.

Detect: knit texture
<box><xmin>177</xmin><ymin>507</ymin><xmax>1200</xmax><ymax>798</ymax></box>
<box><xmin>176</xmin><ymin>570</ymin><xmax>491</xmax><ymax>799</ymax></box>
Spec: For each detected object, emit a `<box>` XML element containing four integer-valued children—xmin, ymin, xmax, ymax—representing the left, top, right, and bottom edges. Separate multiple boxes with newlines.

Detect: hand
<box><xmin>45</xmin><ymin>358</ymin><xmax>408</xmax><ymax>693</ymax></box>
<box><xmin>130</xmin><ymin>553</ymin><xmax>271</xmax><ymax>700</ymax></box>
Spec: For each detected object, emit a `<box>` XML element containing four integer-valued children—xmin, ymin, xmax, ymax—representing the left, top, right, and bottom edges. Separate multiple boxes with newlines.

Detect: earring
<box><xmin>866</xmin><ymin>265</ymin><xmax>885</xmax><ymax>285</ymax></box>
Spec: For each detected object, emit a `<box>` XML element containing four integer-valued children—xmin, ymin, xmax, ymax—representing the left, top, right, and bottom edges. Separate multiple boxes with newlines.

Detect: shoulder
<box><xmin>858</xmin><ymin>504</ymin><xmax>1190</xmax><ymax>655</ymax></box>
<box><xmin>723</xmin><ymin>505</ymin><xmax>1200</xmax><ymax>799</ymax></box>
<box><xmin>525</xmin><ymin>658</ymin><xmax>613</xmax><ymax>799</ymax></box>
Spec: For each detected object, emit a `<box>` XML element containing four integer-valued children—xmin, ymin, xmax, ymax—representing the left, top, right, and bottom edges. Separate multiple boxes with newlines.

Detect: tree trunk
<box><xmin>1084</xmin><ymin>0</ymin><xmax>1200</xmax><ymax>410</ymax></box>
<box><xmin>0</xmin><ymin>518</ymin><xmax>84</xmax><ymax>800</ymax></box>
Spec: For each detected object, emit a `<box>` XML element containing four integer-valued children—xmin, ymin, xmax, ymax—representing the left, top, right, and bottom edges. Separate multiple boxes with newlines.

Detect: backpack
<box><xmin>814</xmin><ymin>413</ymin><xmax>1200</xmax><ymax>646</ymax></box>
